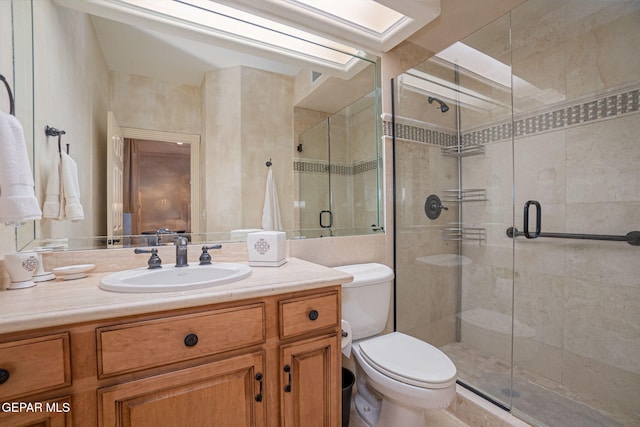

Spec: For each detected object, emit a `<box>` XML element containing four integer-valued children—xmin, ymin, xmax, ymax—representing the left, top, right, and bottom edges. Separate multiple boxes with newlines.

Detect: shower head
<box><xmin>428</xmin><ymin>96</ymin><xmax>450</xmax><ymax>113</ymax></box>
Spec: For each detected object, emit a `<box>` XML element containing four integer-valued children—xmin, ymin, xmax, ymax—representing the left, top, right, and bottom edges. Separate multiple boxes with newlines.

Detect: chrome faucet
<box><xmin>174</xmin><ymin>236</ymin><xmax>189</xmax><ymax>267</ymax></box>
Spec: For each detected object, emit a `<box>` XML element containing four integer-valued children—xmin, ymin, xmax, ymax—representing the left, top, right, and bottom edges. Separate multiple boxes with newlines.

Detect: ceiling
<box><xmin>53</xmin><ymin>0</ymin><xmax>441</xmax><ymax>86</ymax></box>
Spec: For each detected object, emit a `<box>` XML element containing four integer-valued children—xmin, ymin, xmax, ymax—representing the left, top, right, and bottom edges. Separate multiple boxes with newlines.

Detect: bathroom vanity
<box><xmin>0</xmin><ymin>258</ymin><xmax>350</xmax><ymax>427</ymax></box>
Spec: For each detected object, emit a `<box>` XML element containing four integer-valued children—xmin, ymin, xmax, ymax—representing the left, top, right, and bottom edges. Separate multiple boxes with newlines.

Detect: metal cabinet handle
<box><xmin>255</xmin><ymin>372</ymin><xmax>264</xmax><ymax>402</ymax></box>
<box><xmin>184</xmin><ymin>333</ymin><xmax>199</xmax><ymax>347</ymax></box>
<box><xmin>308</xmin><ymin>309</ymin><xmax>319</xmax><ymax>321</ymax></box>
<box><xmin>0</xmin><ymin>369</ymin><xmax>9</xmax><ymax>385</ymax></box>
<box><xmin>284</xmin><ymin>364</ymin><xmax>292</xmax><ymax>392</ymax></box>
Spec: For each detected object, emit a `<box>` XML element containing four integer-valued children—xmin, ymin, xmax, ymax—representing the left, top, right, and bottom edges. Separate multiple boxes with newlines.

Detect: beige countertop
<box><xmin>0</xmin><ymin>257</ymin><xmax>352</xmax><ymax>335</ymax></box>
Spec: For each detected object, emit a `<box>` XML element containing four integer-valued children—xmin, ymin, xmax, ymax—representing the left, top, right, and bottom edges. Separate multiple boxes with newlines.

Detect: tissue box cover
<box><xmin>247</xmin><ymin>231</ymin><xmax>287</xmax><ymax>266</ymax></box>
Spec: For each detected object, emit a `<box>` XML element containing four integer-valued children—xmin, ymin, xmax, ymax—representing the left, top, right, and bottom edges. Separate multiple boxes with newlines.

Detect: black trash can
<box><xmin>342</xmin><ymin>368</ymin><xmax>355</xmax><ymax>427</ymax></box>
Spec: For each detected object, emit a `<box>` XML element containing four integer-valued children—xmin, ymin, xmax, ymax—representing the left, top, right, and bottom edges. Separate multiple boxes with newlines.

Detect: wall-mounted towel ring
<box><xmin>45</xmin><ymin>125</ymin><xmax>68</xmax><ymax>157</ymax></box>
<box><xmin>0</xmin><ymin>74</ymin><xmax>15</xmax><ymax>115</ymax></box>
<box><xmin>266</xmin><ymin>158</ymin><xmax>272</xmax><ymax>167</ymax></box>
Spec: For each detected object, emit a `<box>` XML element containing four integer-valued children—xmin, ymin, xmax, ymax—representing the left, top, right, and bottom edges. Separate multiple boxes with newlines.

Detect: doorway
<box><xmin>124</xmin><ymin>139</ymin><xmax>191</xmax><ymax>236</ymax></box>
<box><xmin>106</xmin><ymin>115</ymin><xmax>201</xmax><ymax>247</ymax></box>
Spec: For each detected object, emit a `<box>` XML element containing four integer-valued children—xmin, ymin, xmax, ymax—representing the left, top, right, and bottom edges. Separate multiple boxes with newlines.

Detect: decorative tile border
<box><xmin>294</xmin><ymin>157</ymin><xmax>382</xmax><ymax>175</ymax></box>
<box><xmin>383</xmin><ymin>119</ymin><xmax>456</xmax><ymax>146</ymax></box>
<box><xmin>353</xmin><ymin>157</ymin><xmax>380</xmax><ymax>174</ymax></box>
<box><xmin>385</xmin><ymin>86</ymin><xmax>640</xmax><ymax>146</ymax></box>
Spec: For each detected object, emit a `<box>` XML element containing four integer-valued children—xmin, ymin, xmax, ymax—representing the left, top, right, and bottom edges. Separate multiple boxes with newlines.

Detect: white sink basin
<box><xmin>100</xmin><ymin>263</ymin><xmax>252</xmax><ymax>293</ymax></box>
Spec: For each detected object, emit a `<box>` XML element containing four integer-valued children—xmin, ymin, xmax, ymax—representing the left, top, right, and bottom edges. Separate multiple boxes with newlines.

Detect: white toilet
<box><xmin>335</xmin><ymin>263</ymin><xmax>457</xmax><ymax>427</ymax></box>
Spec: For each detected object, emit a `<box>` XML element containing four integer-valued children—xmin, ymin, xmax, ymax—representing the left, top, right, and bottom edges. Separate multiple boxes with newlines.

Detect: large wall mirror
<box><xmin>22</xmin><ymin>0</ymin><xmax>382</xmax><ymax>250</ymax></box>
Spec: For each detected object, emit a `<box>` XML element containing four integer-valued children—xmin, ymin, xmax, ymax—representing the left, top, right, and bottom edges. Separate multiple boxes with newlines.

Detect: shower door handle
<box><xmin>523</xmin><ymin>200</ymin><xmax>541</xmax><ymax>238</ymax></box>
<box><xmin>320</xmin><ymin>210</ymin><xmax>333</xmax><ymax>229</ymax></box>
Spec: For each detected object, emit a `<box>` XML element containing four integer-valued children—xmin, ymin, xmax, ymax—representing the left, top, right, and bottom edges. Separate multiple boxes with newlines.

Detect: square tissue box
<box><xmin>247</xmin><ymin>231</ymin><xmax>287</xmax><ymax>267</ymax></box>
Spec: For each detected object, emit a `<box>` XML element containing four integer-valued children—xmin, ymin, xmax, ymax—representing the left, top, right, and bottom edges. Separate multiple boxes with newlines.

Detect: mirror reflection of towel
<box><xmin>0</xmin><ymin>111</ymin><xmax>42</xmax><ymax>224</ymax></box>
<box><xmin>43</xmin><ymin>152</ymin><xmax>84</xmax><ymax>221</ymax></box>
<box><xmin>261</xmin><ymin>168</ymin><xmax>282</xmax><ymax>231</ymax></box>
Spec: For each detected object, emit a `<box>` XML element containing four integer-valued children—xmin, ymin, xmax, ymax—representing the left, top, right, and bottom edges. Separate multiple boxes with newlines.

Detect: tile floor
<box><xmin>346</xmin><ymin>394</ymin><xmax>470</xmax><ymax>427</ymax></box>
<box><xmin>441</xmin><ymin>342</ymin><xmax>627</xmax><ymax>427</ymax></box>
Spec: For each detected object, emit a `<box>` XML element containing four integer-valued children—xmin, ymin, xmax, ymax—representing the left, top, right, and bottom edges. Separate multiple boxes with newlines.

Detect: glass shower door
<box><xmin>454</xmin><ymin>13</ymin><xmax>516</xmax><ymax>411</ymax></box>
<box><xmin>509</xmin><ymin>1</ymin><xmax>640</xmax><ymax>425</ymax></box>
<box><xmin>297</xmin><ymin>118</ymin><xmax>332</xmax><ymax>238</ymax></box>
<box><xmin>393</xmin><ymin>10</ymin><xmax>517</xmax><ymax>411</ymax></box>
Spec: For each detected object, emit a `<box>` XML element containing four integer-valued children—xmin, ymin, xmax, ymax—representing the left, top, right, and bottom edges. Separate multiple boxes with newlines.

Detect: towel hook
<box><xmin>45</xmin><ymin>125</ymin><xmax>67</xmax><ymax>158</ymax></box>
<box><xmin>266</xmin><ymin>158</ymin><xmax>272</xmax><ymax>167</ymax></box>
<box><xmin>0</xmin><ymin>74</ymin><xmax>15</xmax><ymax>115</ymax></box>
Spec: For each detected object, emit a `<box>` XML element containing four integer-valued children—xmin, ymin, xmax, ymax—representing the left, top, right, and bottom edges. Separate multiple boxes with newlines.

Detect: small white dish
<box><xmin>33</xmin><ymin>272</ymin><xmax>56</xmax><ymax>282</ymax></box>
<box><xmin>53</xmin><ymin>264</ymin><xmax>96</xmax><ymax>280</ymax></box>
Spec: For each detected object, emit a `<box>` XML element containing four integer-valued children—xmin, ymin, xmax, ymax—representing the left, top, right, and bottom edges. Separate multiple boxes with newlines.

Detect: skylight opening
<box><xmin>435</xmin><ymin>42</ymin><xmax>565</xmax><ymax>107</ymax></box>
<box><xmin>289</xmin><ymin>0</ymin><xmax>406</xmax><ymax>34</ymax></box>
<box><xmin>119</xmin><ymin>0</ymin><xmax>361</xmax><ymax>67</ymax></box>
<box><xmin>436</xmin><ymin>42</ymin><xmax>511</xmax><ymax>88</ymax></box>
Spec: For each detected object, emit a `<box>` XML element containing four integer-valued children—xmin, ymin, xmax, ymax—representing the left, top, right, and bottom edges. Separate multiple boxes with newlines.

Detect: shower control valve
<box><xmin>425</xmin><ymin>194</ymin><xmax>448</xmax><ymax>220</ymax></box>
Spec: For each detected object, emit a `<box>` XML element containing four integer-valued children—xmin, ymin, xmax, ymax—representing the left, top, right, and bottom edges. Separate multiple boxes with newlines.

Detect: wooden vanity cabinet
<box><xmin>279</xmin><ymin>291</ymin><xmax>341</xmax><ymax>427</ymax></box>
<box><xmin>0</xmin><ymin>285</ymin><xmax>342</xmax><ymax>427</ymax></box>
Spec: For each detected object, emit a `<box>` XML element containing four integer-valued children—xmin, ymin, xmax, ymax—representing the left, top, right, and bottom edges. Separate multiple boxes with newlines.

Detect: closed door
<box><xmin>98</xmin><ymin>352</ymin><xmax>265</xmax><ymax>427</ymax></box>
<box><xmin>281</xmin><ymin>335</ymin><xmax>340</xmax><ymax>427</ymax></box>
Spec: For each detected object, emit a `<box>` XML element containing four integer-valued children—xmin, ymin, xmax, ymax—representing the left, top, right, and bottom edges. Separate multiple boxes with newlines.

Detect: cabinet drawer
<box><xmin>97</xmin><ymin>303</ymin><xmax>265</xmax><ymax>377</ymax></box>
<box><xmin>0</xmin><ymin>333</ymin><xmax>71</xmax><ymax>400</ymax></box>
<box><xmin>279</xmin><ymin>291</ymin><xmax>339</xmax><ymax>339</ymax></box>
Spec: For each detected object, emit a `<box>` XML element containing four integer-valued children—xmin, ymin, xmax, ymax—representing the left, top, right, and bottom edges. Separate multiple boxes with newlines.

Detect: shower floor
<box><xmin>441</xmin><ymin>342</ymin><xmax>628</xmax><ymax>427</ymax></box>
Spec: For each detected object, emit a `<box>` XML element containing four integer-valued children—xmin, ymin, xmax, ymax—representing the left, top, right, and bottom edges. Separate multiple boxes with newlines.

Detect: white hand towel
<box><xmin>42</xmin><ymin>155</ymin><xmax>62</xmax><ymax>219</ymax></box>
<box><xmin>0</xmin><ymin>111</ymin><xmax>42</xmax><ymax>224</ymax></box>
<box><xmin>261</xmin><ymin>167</ymin><xmax>282</xmax><ymax>231</ymax></box>
<box><xmin>61</xmin><ymin>152</ymin><xmax>84</xmax><ymax>221</ymax></box>
<box><xmin>42</xmin><ymin>152</ymin><xmax>84</xmax><ymax>221</ymax></box>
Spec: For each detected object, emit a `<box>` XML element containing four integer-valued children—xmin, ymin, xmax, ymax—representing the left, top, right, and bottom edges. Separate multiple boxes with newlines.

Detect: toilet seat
<box><xmin>358</xmin><ymin>332</ymin><xmax>457</xmax><ymax>389</ymax></box>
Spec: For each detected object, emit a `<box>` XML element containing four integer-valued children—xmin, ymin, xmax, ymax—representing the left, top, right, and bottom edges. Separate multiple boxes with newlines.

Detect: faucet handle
<box><xmin>199</xmin><ymin>244</ymin><xmax>222</xmax><ymax>265</ymax></box>
<box><xmin>134</xmin><ymin>247</ymin><xmax>162</xmax><ymax>269</ymax></box>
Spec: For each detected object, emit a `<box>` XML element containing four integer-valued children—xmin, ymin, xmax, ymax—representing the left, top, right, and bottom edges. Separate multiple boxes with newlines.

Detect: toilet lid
<box><xmin>359</xmin><ymin>332</ymin><xmax>457</xmax><ymax>389</ymax></box>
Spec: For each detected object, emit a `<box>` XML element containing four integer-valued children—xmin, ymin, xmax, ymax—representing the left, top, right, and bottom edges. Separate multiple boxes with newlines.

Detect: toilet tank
<box><xmin>333</xmin><ymin>263</ymin><xmax>394</xmax><ymax>341</ymax></box>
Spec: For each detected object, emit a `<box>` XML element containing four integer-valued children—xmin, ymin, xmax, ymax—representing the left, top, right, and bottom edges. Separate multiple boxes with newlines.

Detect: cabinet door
<box><xmin>281</xmin><ymin>335</ymin><xmax>340</xmax><ymax>427</ymax></box>
<box><xmin>98</xmin><ymin>352</ymin><xmax>266</xmax><ymax>427</ymax></box>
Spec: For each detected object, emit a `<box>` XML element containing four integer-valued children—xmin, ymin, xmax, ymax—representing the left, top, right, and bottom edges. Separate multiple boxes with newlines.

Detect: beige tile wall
<box><xmin>393</xmin><ymin>135</ymin><xmax>460</xmax><ymax>346</ymax></box>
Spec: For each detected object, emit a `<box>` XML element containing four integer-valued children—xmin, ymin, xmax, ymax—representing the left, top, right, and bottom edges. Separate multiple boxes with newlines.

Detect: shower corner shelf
<box><xmin>441</xmin><ymin>144</ymin><xmax>485</xmax><ymax>158</ymax></box>
<box><xmin>442</xmin><ymin>224</ymin><xmax>486</xmax><ymax>242</ymax></box>
<box><xmin>442</xmin><ymin>188</ymin><xmax>488</xmax><ymax>203</ymax></box>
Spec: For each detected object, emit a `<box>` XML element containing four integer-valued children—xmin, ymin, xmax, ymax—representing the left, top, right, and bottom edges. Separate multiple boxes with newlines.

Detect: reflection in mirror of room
<box><xmin>7</xmin><ymin>0</ymin><xmax>381</xmax><ymax>252</ymax></box>
<box><xmin>123</xmin><ymin>139</ymin><xmax>191</xmax><ymax>236</ymax></box>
